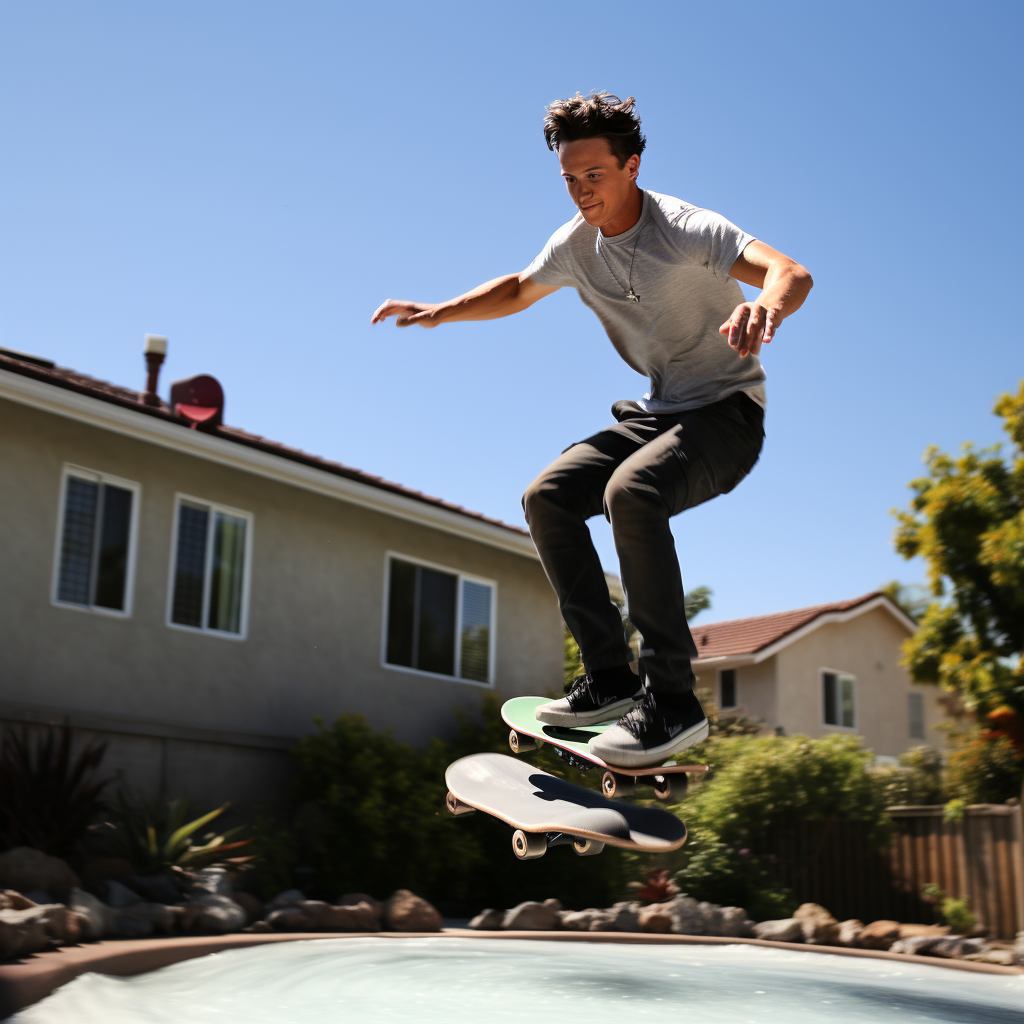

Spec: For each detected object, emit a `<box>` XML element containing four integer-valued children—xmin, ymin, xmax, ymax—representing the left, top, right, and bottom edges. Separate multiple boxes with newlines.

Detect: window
<box><xmin>719</xmin><ymin>668</ymin><xmax>737</xmax><ymax>708</ymax></box>
<box><xmin>384</xmin><ymin>554</ymin><xmax>495</xmax><ymax>684</ymax></box>
<box><xmin>168</xmin><ymin>496</ymin><xmax>252</xmax><ymax>637</ymax></box>
<box><xmin>53</xmin><ymin>466</ymin><xmax>139</xmax><ymax>614</ymax></box>
<box><xmin>909</xmin><ymin>692</ymin><xmax>925</xmax><ymax>740</ymax></box>
<box><xmin>823</xmin><ymin>670</ymin><xmax>855</xmax><ymax>728</ymax></box>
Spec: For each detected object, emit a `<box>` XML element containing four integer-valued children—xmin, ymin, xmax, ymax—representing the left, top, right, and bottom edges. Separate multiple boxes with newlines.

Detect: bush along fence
<box><xmin>757</xmin><ymin>801</ymin><xmax>1024</xmax><ymax>939</ymax></box>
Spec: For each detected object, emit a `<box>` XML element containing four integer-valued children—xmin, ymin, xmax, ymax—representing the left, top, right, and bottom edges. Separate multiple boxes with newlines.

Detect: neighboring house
<box><xmin>0</xmin><ymin>345</ymin><xmax>563</xmax><ymax>815</ymax></box>
<box><xmin>690</xmin><ymin>593</ymin><xmax>944</xmax><ymax>758</ymax></box>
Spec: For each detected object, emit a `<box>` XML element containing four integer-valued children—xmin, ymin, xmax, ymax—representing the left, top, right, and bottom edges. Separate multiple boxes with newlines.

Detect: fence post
<box><xmin>1011</xmin><ymin>794</ymin><xmax>1024</xmax><ymax>936</ymax></box>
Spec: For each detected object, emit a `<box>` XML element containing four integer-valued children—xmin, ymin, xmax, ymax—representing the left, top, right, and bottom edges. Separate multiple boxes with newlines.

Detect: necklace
<box><xmin>597</xmin><ymin>224</ymin><xmax>644</xmax><ymax>303</ymax></box>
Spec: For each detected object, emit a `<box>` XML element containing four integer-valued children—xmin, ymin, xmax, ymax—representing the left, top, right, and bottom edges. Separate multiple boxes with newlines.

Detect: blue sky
<box><xmin>2</xmin><ymin>1</ymin><xmax>1021</xmax><ymax>624</ymax></box>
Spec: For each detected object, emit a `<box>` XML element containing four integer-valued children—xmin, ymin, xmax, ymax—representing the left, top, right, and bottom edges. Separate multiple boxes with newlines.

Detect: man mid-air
<box><xmin>372</xmin><ymin>92</ymin><xmax>812</xmax><ymax>767</ymax></box>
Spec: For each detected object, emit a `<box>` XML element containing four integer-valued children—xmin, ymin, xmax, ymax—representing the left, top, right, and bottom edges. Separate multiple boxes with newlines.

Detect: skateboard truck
<box><xmin>508</xmin><ymin>730</ymin><xmax>539</xmax><ymax>754</ymax></box>
<box><xmin>601</xmin><ymin>771</ymin><xmax>683</xmax><ymax>801</ymax></box>
<box><xmin>511</xmin><ymin>829</ymin><xmax>605</xmax><ymax>860</ymax></box>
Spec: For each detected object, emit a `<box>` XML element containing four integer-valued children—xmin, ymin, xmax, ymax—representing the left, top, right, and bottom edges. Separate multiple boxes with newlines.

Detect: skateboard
<box><xmin>444</xmin><ymin>752</ymin><xmax>688</xmax><ymax>860</ymax></box>
<box><xmin>501</xmin><ymin>696</ymin><xmax>709</xmax><ymax>801</ymax></box>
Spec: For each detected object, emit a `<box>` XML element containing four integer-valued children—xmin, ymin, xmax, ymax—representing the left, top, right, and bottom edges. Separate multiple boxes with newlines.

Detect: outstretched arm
<box><xmin>720</xmin><ymin>241</ymin><xmax>813</xmax><ymax>357</ymax></box>
<box><xmin>371</xmin><ymin>272</ymin><xmax>559</xmax><ymax>328</ymax></box>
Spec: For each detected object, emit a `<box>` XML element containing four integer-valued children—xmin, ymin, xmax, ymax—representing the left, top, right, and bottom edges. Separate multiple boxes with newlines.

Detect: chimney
<box><xmin>143</xmin><ymin>334</ymin><xmax>167</xmax><ymax>407</ymax></box>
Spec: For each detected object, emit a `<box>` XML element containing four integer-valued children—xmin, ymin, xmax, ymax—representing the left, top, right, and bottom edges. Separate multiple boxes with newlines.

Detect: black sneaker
<box><xmin>589</xmin><ymin>689</ymin><xmax>709</xmax><ymax>767</ymax></box>
<box><xmin>534</xmin><ymin>667</ymin><xmax>644</xmax><ymax>727</ymax></box>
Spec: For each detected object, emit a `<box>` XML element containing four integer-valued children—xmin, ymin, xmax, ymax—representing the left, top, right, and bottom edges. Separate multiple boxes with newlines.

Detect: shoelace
<box><xmin>565</xmin><ymin>674</ymin><xmax>598</xmax><ymax>709</ymax></box>
<box><xmin>619</xmin><ymin>693</ymin><xmax>659</xmax><ymax>739</ymax></box>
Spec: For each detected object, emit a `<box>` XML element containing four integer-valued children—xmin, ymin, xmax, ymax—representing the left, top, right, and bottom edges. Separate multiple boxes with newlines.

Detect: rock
<box><xmin>793</xmin><ymin>903</ymin><xmax>839</xmax><ymax>945</ymax></box>
<box><xmin>502</xmin><ymin>901</ymin><xmax>560</xmax><ymax>931</ymax></box>
<box><xmin>242</xmin><ymin>920</ymin><xmax>273</xmax><ymax>933</ymax></box>
<box><xmin>752</xmin><ymin>918</ymin><xmax>803</xmax><ymax>943</ymax></box>
<box><xmin>97</xmin><ymin>880</ymin><xmax>145</xmax><ymax>909</ymax></box>
<box><xmin>231</xmin><ymin>892</ymin><xmax>264</xmax><ymax>924</ymax></box>
<box><xmin>265</xmin><ymin>907</ymin><xmax>313</xmax><ymax>931</ymax></box>
<box><xmin>963</xmin><ymin>947</ymin><xmax>1016</xmax><ymax>966</ymax></box>
<box><xmin>115</xmin><ymin>902</ymin><xmax>178</xmax><ymax>935</ymax></box>
<box><xmin>129</xmin><ymin>875</ymin><xmax>182</xmax><ymax>906</ymax></box>
<box><xmin>836</xmin><ymin>919</ymin><xmax>863</xmax><ymax>946</ymax></box>
<box><xmin>930</xmin><ymin>936</ymin><xmax>986</xmax><ymax>959</ymax></box>
<box><xmin>1014</xmin><ymin>931</ymin><xmax>1024</xmax><ymax>966</ymax></box>
<box><xmin>638</xmin><ymin>904</ymin><xmax>673</xmax><ymax>933</ymax></box>
<box><xmin>697</xmin><ymin>902</ymin><xmax>724</xmax><ymax>935</ymax></box>
<box><xmin>268</xmin><ymin>888</ymin><xmax>305</xmax><ymax>906</ymax></box>
<box><xmin>0</xmin><ymin>907</ymin><xmax>53</xmax><ymax>959</ymax></box>
<box><xmin>857</xmin><ymin>920</ymin><xmax>901</xmax><ymax>950</ymax></box>
<box><xmin>68</xmin><ymin>889</ymin><xmax>114</xmax><ymax>940</ymax></box>
<box><xmin>383</xmin><ymin>890</ymin><xmax>442</xmax><ymax>932</ymax></box>
<box><xmin>191</xmin><ymin>894</ymin><xmax>246</xmax><ymax>934</ymax></box>
<box><xmin>666</xmin><ymin>896</ymin><xmax>705</xmax><ymax>935</ymax></box>
<box><xmin>589</xmin><ymin>902</ymin><xmax>640</xmax><ymax>932</ymax></box>
<box><xmin>296</xmin><ymin>901</ymin><xmax>380</xmax><ymax>932</ymax></box>
<box><xmin>468</xmin><ymin>908</ymin><xmax>504</xmax><ymax>930</ymax></box>
<box><xmin>0</xmin><ymin>848</ymin><xmax>79</xmax><ymax>895</ymax></box>
<box><xmin>184</xmin><ymin>867</ymin><xmax>233</xmax><ymax>898</ymax></box>
<box><xmin>23</xmin><ymin>890</ymin><xmax>53</xmax><ymax>906</ymax></box>
<box><xmin>0</xmin><ymin>890</ymin><xmax>37</xmax><ymax>911</ymax></box>
<box><xmin>543</xmin><ymin>898</ymin><xmax>562</xmax><ymax>914</ymax></box>
<box><xmin>560</xmin><ymin>909</ymin><xmax>604</xmax><ymax>931</ymax></box>
<box><xmin>337</xmin><ymin>892</ymin><xmax>382</xmax><ymax>916</ymax></box>
<box><xmin>81</xmin><ymin>858</ymin><xmax>135</xmax><ymax>885</ymax></box>
<box><xmin>717</xmin><ymin>907</ymin><xmax>755</xmax><ymax>938</ymax></box>
<box><xmin>111</xmin><ymin>913</ymin><xmax>155</xmax><ymax>938</ymax></box>
<box><xmin>898</xmin><ymin>923</ymin><xmax>950</xmax><ymax>939</ymax></box>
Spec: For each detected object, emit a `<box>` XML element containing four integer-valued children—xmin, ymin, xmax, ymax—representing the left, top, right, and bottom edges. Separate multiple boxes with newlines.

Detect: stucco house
<box><xmin>690</xmin><ymin>593</ymin><xmax>944</xmax><ymax>758</ymax></box>
<box><xmin>0</xmin><ymin>343</ymin><xmax>563</xmax><ymax>815</ymax></box>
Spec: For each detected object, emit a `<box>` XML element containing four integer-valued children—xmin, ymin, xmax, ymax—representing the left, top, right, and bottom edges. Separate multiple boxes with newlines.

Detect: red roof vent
<box><xmin>170</xmin><ymin>374</ymin><xmax>224</xmax><ymax>429</ymax></box>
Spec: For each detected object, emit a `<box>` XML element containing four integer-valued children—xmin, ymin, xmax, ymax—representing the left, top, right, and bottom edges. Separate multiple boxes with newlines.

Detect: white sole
<box><xmin>589</xmin><ymin>717</ymin><xmax>710</xmax><ymax>768</ymax></box>
<box><xmin>534</xmin><ymin>696</ymin><xmax>643</xmax><ymax>729</ymax></box>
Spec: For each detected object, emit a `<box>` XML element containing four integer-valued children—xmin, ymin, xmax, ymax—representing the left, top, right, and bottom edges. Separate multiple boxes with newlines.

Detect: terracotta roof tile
<box><xmin>0</xmin><ymin>350</ymin><xmax>529</xmax><ymax>538</ymax></box>
<box><xmin>691</xmin><ymin>593</ymin><xmax>882</xmax><ymax>660</ymax></box>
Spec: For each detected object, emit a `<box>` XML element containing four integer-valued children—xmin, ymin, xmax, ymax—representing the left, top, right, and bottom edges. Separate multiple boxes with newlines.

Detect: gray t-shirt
<box><xmin>525</xmin><ymin>189</ymin><xmax>766</xmax><ymax>413</ymax></box>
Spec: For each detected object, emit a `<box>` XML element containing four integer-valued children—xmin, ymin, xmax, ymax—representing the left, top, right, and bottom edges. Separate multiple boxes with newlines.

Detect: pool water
<box><xmin>7</xmin><ymin>938</ymin><xmax>1024</xmax><ymax>1024</ymax></box>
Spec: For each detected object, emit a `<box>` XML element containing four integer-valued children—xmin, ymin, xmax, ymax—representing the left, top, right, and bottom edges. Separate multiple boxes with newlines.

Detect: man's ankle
<box><xmin>590</xmin><ymin>663</ymin><xmax>639</xmax><ymax>691</ymax></box>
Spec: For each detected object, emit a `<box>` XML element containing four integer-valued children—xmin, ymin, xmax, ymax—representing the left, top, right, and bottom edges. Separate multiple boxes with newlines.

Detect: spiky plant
<box><xmin>0</xmin><ymin>723</ymin><xmax>111</xmax><ymax>856</ymax></box>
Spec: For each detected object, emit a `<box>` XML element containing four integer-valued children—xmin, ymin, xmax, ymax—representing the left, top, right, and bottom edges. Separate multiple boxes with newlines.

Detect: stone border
<box><xmin>1</xmin><ymin>929</ymin><xmax>1020</xmax><ymax>1017</ymax></box>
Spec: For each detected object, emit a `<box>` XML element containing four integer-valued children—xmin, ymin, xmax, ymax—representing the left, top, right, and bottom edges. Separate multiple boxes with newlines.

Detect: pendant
<box><xmin>627</xmin><ymin>290</ymin><xmax>641</xmax><ymax>303</ymax></box>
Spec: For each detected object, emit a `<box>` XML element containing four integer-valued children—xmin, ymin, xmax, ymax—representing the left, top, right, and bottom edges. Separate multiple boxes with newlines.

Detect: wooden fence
<box><xmin>757</xmin><ymin>801</ymin><xmax>1024</xmax><ymax>938</ymax></box>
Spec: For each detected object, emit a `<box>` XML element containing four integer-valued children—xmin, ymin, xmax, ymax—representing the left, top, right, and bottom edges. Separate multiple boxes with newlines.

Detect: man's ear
<box><xmin>626</xmin><ymin>153</ymin><xmax>640</xmax><ymax>181</ymax></box>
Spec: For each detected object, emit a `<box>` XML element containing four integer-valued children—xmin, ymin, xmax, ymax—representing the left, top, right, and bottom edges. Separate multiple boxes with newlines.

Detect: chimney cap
<box><xmin>144</xmin><ymin>334</ymin><xmax>167</xmax><ymax>356</ymax></box>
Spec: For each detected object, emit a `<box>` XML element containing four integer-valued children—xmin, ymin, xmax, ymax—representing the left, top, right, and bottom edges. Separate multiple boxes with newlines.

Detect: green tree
<box><xmin>893</xmin><ymin>381</ymin><xmax>1024</xmax><ymax>720</ymax></box>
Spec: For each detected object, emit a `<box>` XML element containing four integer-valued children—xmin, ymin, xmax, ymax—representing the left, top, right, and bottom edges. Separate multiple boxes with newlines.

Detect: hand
<box><xmin>719</xmin><ymin>302</ymin><xmax>779</xmax><ymax>357</ymax></box>
<box><xmin>370</xmin><ymin>299</ymin><xmax>440</xmax><ymax>328</ymax></box>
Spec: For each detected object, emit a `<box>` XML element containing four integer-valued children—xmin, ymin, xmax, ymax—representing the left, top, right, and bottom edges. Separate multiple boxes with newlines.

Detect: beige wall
<box><xmin>694</xmin><ymin>659</ymin><xmax>777</xmax><ymax>728</ymax></box>
<box><xmin>0</xmin><ymin>398</ymin><xmax>562</xmax><ymax>810</ymax></box>
<box><xmin>773</xmin><ymin>605</ymin><xmax>944</xmax><ymax>757</ymax></box>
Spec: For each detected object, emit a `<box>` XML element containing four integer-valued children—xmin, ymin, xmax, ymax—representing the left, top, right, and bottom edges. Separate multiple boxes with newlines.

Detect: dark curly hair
<box><xmin>542</xmin><ymin>92</ymin><xmax>646</xmax><ymax>167</ymax></box>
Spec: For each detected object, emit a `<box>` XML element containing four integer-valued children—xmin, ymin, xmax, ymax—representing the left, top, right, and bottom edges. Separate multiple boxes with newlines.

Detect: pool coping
<box><xmin>1</xmin><ymin>929</ymin><xmax>1020</xmax><ymax>1016</ymax></box>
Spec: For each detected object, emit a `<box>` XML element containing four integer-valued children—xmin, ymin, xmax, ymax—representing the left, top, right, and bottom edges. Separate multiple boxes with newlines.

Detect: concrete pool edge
<box><xmin>1</xmin><ymin>929</ymin><xmax>1020</xmax><ymax>1016</ymax></box>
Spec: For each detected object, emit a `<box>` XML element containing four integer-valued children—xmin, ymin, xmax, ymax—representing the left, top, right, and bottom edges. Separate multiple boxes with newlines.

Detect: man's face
<box><xmin>558</xmin><ymin>137</ymin><xmax>640</xmax><ymax>230</ymax></box>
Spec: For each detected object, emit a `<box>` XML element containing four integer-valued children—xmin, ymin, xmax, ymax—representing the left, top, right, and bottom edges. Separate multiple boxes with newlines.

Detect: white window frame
<box><xmin>165</xmin><ymin>493</ymin><xmax>254</xmax><ymax>641</ymax></box>
<box><xmin>821</xmin><ymin>667</ymin><xmax>857</xmax><ymax>731</ymax></box>
<box><xmin>51</xmin><ymin>463</ymin><xmax>141</xmax><ymax>618</ymax></box>
<box><xmin>381</xmin><ymin>551</ymin><xmax>498</xmax><ymax>688</ymax></box>
<box><xmin>718</xmin><ymin>667</ymin><xmax>738</xmax><ymax>708</ymax></box>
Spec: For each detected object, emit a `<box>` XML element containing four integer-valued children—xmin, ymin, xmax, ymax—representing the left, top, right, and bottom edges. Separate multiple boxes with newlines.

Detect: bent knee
<box><xmin>603</xmin><ymin>471</ymin><xmax>664</xmax><ymax>521</ymax></box>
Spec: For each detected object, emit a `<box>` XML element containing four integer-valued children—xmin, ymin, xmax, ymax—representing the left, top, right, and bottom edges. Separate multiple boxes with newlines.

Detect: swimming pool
<box><xmin>6</xmin><ymin>937</ymin><xmax>1024</xmax><ymax>1023</ymax></box>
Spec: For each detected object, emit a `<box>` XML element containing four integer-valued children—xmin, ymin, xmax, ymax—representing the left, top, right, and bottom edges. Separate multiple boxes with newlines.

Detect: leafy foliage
<box><xmin>249</xmin><ymin>698</ymin><xmax>636</xmax><ymax>913</ymax></box>
<box><xmin>93</xmin><ymin>794</ymin><xmax>252</xmax><ymax>873</ymax></box>
<box><xmin>941</xmin><ymin>732</ymin><xmax>1024</xmax><ymax>805</ymax></box>
<box><xmin>881</xmin><ymin>581</ymin><xmax>931</xmax><ymax>623</ymax></box>
<box><xmin>871</xmin><ymin>746</ymin><xmax>945</xmax><ymax>806</ymax></box>
<box><xmin>893</xmin><ymin>381</ymin><xmax>1024</xmax><ymax>719</ymax></box>
<box><xmin>0</xmin><ymin>723</ymin><xmax>110</xmax><ymax>857</ymax></box>
<box><xmin>627</xmin><ymin>868</ymin><xmax>679</xmax><ymax>904</ymax></box>
<box><xmin>922</xmin><ymin>883</ymin><xmax>976</xmax><ymax>934</ymax></box>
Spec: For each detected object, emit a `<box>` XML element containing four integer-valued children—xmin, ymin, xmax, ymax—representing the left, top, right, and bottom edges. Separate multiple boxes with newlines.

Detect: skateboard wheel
<box><xmin>573</xmin><ymin>838</ymin><xmax>605</xmax><ymax>857</ymax></box>
<box><xmin>445</xmin><ymin>792</ymin><xmax>475</xmax><ymax>816</ymax></box>
<box><xmin>601</xmin><ymin>771</ymin><xmax>635</xmax><ymax>799</ymax></box>
<box><xmin>508</xmin><ymin>729</ymin><xmax>539</xmax><ymax>755</ymax></box>
<box><xmin>652</xmin><ymin>775</ymin><xmax>673</xmax><ymax>801</ymax></box>
<box><xmin>512</xmin><ymin>829</ymin><xmax>546</xmax><ymax>860</ymax></box>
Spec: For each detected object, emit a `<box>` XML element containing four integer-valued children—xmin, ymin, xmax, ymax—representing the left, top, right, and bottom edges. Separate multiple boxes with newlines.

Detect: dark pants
<box><xmin>522</xmin><ymin>391</ymin><xmax>765</xmax><ymax>696</ymax></box>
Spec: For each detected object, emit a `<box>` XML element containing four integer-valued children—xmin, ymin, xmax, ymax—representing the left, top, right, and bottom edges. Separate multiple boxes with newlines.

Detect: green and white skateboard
<box><xmin>501</xmin><ymin>696</ymin><xmax>709</xmax><ymax>801</ymax></box>
<box><xmin>445</xmin><ymin>752</ymin><xmax>688</xmax><ymax>860</ymax></box>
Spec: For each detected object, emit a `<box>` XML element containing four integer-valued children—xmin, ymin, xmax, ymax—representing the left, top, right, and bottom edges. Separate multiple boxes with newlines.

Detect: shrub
<box><xmin>922</xmin><ymin>883</ymin><xmax>976</xmax><ymax>934</ymax></box>
<box><xmin>92</xmin><ymin>793</ymin><xmax>253</xmax><ymax>873</ymax></box>
<box><xmin>0</xmin><ymin>723</ymin><xmax>110</xmax><ymax>857</ymax></box>
<box><xmin>872</xmin><ymin>746</ymin><xmax>945</xmax><ymax>806</ymax></box>
<box><xmin>942</xmin><ymin>732</ymin><xmax>1024</xmax><ymax>805</ymax></box>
